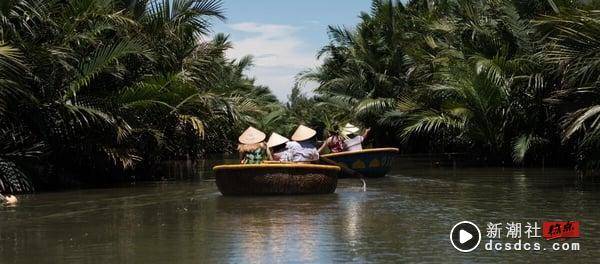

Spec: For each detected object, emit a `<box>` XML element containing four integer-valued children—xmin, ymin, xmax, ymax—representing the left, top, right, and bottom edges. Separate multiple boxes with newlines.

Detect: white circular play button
<box><xmin>459</xmin><ymin>229</ymin><xmax>473</xmax><ymax>244</ymax></box>
<box><xmin>450</xmin><ymin>221</ymin><xmax>481</xmax><ymax>252</ymax></box>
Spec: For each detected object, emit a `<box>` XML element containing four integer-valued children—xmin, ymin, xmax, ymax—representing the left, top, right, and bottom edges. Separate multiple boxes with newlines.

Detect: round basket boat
<box><xmin>262</xmin><ymin>161</ymin><xmax>295</xmax><ymax>164</ymax></box>
<box><xmin>213</xmin><ymin>164</ymin><xmax>340</xmax><ymax>196</ymax></box>
<box><xmin>321</xmin><ymin>148</ymin><xmax>399</xmax><ymax>178</ymax></box>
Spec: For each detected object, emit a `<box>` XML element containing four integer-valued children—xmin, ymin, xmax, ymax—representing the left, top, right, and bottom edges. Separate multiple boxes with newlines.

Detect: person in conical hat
<box><xmin>239</xmin><ymin>126</ymin><xmax>266</xmax><ymax>145</ymax></box>
<box><xmin>288</xmin><ymin>125</ymin><xmax>319</xmax><ymax>162</ymax></box>
<box><xmin>267</xmin><ymin>132</ymin><xmax>289</xmax><ymax>148</ymax></box>
<box><xmin>266</xmin><ymin>133</ymin><xmax>292</xmax><ymax>162</ymax></box>
<box><xmin>291</xmin><ymin>125</ymin><xmax>317</xmax><ymax>142</ymax></box>
<box><xmin>238</xmin><ymin>127</ymin><xmax>267</xmax><ymax>164</ymax></box>
<box><xmin>341</xmin><ymin>123</ymin><xmax>360</xmax><ymax>136</ymax></box>
<box><xmin>340</xmin><ymin>123</ymin><xmax>371</xmax><ymax>152</ymax></box>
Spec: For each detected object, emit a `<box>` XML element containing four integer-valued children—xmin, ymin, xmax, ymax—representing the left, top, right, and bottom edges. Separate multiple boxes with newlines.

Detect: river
<box><xmin>1</xmin><ymin>157</ymin><xmax>599</xmax><ymax>263</ymax></box>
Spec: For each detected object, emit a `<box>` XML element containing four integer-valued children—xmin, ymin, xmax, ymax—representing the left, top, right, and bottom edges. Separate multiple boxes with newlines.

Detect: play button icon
<box><xmin>450</xmin><ymin>221</ymin><xmax>481</xmax><ymax>252</ymax></box>
<box><xmin>459</xmin><ymin>230</ymin><xmax>473</xmax><ymax>244</ymax></box>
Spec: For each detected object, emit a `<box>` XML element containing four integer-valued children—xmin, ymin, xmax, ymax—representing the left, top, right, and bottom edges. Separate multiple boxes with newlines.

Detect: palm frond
<box><xmin>178</xmin><ymin>114</ymin><xmax>205</xmax><ymax>139</ymax></box>
<box><xmin>65</xmin><ymin>39</ymin><xmax>152</xmax><ymax>100</ymax></box>
<box><xmin>355</xmin><ymin>98</ymin><xmax>396</xmax><ymax>119</ymax></box>
<box><xmin>0</xmin><ymin>158</ymin><xmax>33</xmax><ymax>193</ymax></box>
<box><xmin>401</xmin><ymin>110</ymin><xmax>464</xmax><ymax>140</ymax></box>
<box><xmin>512</xmin><ymin>134</ymin><xmax>547</xmax><ymax>163</ymax></box>
<box><xmin>563</xmin><ymin>105</ymin><xmax>600</xmax><ymax>141</ymax></box>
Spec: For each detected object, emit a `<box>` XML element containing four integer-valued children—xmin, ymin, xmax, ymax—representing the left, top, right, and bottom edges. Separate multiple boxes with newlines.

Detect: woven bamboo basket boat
<box><xmin>262</xmin><ymin>161</ymin><xmax>295</xmax><ymax>164</ymax></box>
<box><xmin>213</xmin><ymin>164</ymin><xmax>340</xmax><ymax>196</ymax></box>
<box><xmin>321</xmin><ymin>148</ymin><xmax>399</xmax><ymax>178</ymax></box>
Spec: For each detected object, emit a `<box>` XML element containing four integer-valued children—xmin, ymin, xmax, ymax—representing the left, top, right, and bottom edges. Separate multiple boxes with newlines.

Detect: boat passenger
<box><xmin>318</xmin><ymin>128</ymin><xmax>345</xmax><ymax>154</ymax></box>
<box><xmin>341</xmin><ymin>123</ymin><xmax>371</xmax><ymax>152</ymax></box>
<box><xmin>266</xmin><ymin>133</ymin><xmax>293</xmax><ymax>162</ymax></box>
<box><xmin>238</xmin><ymin>127</ymin><xmax>267</xmax><ymax>164</ymax></box>
<box><xmin>0</xmin><ymin>194</ymin><xmax>18</xmax><ymax>205</ymax></box>
<box><xmin>290</xmin><ymin>125</ymin><xmax>320</xmax><ymax>162</ymax></box>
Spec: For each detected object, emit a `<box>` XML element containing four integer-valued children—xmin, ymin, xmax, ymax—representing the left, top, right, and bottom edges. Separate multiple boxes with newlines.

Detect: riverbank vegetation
<box><xmin>299</xmin><ymin>0</ymin><xmax>600</xmax><ymax>175</ymax></box>
<box><xmin>3</xmin><ymin>0</ymin><xmax>600</xmax><ymax>193</ymax></box>
<box><xmin>0</xmin><ymin>0</ymin><xmax>281</xmax><ymax>192</ymax></box>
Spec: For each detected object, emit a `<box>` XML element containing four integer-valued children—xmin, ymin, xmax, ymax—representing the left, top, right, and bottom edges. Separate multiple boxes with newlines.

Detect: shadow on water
<box><xmin>1</xmin><ymin>156</ymin><xmax>600</xmax><ymax>263</ymax></box>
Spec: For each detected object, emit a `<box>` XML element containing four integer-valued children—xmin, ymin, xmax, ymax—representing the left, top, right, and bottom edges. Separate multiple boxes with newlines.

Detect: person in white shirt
<box><xmin>290</xmin><ymin>125</ymin><xmax>320</xmax><ymax>162</ymax></box>
<box><xmin>341</xmin><ymin>123</ymin><xmax>371</xmax><ymax>152</ymax></box>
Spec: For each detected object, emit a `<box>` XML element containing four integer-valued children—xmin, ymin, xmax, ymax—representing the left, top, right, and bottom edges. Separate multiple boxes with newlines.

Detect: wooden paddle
<box><xmin>319</xmin><ymin>156</ymin><xmax>367</xmax><ymax>192</ymax></box>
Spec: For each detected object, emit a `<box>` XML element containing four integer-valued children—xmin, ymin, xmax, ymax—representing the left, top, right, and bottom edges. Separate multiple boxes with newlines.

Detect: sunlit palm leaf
<box><xmin>178</xmin><ymin>114</ymin><xmax>205</xmax><ymax>139</ymax></box>
<box><xmin>563</xmin><ymin>105</ymin><xmax>600</xmax><ymax>141</ymax></box>
<box><xmin>355</xmin><ymin>98</ymin><xmax>396</xmax><ymax>118</ymax></box>
<box><xmin>512</xmin><ymin>134</ymin><xmax>547</xmax><ymax>163</ymax></box>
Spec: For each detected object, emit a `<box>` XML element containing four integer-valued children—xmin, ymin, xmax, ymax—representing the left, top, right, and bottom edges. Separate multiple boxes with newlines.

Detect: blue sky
<box><xmin>212</xmin><ymin>0</ymin><xmax>372</xmax><ymax>101</ymax></box>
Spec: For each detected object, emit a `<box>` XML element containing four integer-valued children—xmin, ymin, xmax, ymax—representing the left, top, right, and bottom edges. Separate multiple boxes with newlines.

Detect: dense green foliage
<box><xmin>4</xmin><ymin>0</ymin><xmax>600</xmax><ymax>192</ymax></box>
<box><xmin>301</xmin><ymin>0</ymin><xmax>600</xmax><ymax>171</ymax></box>
<box><xmin>0</xmin><ymin>0</ymin><xmax>280</xmax><ymax>192</ymax></box>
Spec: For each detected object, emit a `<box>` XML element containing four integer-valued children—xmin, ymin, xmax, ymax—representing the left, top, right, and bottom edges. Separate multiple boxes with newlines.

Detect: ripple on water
<box><xmin>1</xmin><ymin>161</ymin><xmax>600</xmax><ymax>263</ymax></box>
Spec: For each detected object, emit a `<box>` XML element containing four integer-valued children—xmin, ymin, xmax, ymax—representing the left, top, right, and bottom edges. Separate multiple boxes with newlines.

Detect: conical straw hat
<box><xmin>238</xmin><ymin>127</ymin><xmax>266</xmax><ymax>144</ymax></box>
<box><xmin>267</xmin><ymin>133</ymin><xmax>289</xmax><ymax>148</ymax></box>
<box><xmin>291</xmin><ymin>125</ymin><xmax>317</xmax><ymax>141</ymax></box>
<box><xmin>341</xmin><ymin>123</ymin><xmax>360</xmax><ymax>136</ymax></box>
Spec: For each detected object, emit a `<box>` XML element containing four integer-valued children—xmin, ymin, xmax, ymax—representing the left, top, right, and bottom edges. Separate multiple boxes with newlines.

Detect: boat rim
<box><xmin>213</xmin><ymin>163</ymin><xmax>341</xmax><ymax>171</ymax></box>
<box><xmin>321</xmin><ymin>147</ymin><xmax>399</xmax><ymax>158</ymax></box>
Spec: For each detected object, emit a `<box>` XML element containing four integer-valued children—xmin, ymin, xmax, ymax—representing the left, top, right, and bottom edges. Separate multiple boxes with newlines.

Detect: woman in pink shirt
<box><xmin>318</xmin><ymin>129</ymin><xmax>345</xmax><ymax>154</ymax></box>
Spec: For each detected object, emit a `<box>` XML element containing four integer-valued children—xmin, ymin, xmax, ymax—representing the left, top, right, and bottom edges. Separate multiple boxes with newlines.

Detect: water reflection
<box><xmin>214</xmin><ymin>195</ymin><xmax>341</xmax><ymax>263</ymax></box>
<box><xmin>344</xmin><ymin>194</ymin><xmax>361</xmax><ymax>244</ymax></box>
<box><xmin>1</xmin><ymin>158</ymin><xmax>600</xmax><ymax>263</ymax></box>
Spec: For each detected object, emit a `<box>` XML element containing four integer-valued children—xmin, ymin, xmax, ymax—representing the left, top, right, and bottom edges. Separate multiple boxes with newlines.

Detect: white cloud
<box><xmin>225</xmin><ymin>22</ymin><xmax>319</xmax><ymax>101</ymax></box>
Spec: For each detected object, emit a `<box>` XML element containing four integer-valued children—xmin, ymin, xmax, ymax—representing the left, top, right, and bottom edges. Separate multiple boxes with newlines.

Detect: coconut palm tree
<box><xmin>0</xmin><ymin>42</ymin><xmax>40</xmax><ymax>192</ymax></box>
<box><xmin>392</xmin><ymin>0</ymin><xmax>562</xmax><ymax>162</ymax></box>
<box><xmin>299</xmin><ymin>0</ymin><xmax>413</xmax><ymax>131</ymax></box>
<box><xmin>304</xmin><ymin>0</ymin><xmax>569</xmax><ymax>163</ymax></box>
<box><xmin>540</xmin><ymin>9</ymin><xmax>600</xmax><ymax>170</ymax></box>
<box><xmin>0</xmin><ymin>0</ymin><xmax>280</xmax><ymax>191</ymax></box>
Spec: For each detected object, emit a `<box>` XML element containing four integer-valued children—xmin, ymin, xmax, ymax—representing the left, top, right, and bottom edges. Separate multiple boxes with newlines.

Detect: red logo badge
<box><xmin>542</xmin><ymin>221</ymin><xmax>580</xmax><ymax>240</ymax></box>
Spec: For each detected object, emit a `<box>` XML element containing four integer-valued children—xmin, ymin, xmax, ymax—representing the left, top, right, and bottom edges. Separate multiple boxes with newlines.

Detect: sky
<box><xmin>212</xmin><ymin>0</ymin><xmax>372</xmax><ymax>101</ymax></box>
